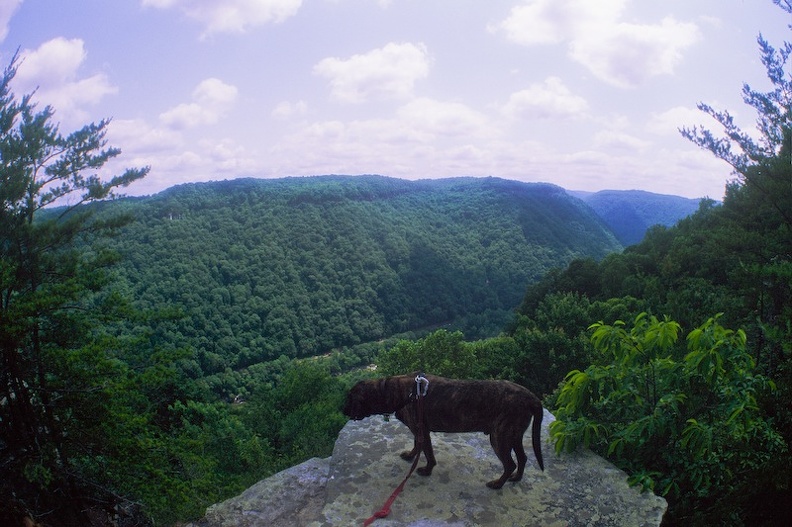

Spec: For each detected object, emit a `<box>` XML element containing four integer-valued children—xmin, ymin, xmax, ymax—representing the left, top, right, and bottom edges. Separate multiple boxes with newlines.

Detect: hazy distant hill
<box><xmin>570</xmin><ymin>189</ymin><xmax>702</xmax><ymax>246</ymax></box>
<box><xmin>98</xmin><ymin>175</ymin><xmax>621</xmax><ymax>375</ymax></box>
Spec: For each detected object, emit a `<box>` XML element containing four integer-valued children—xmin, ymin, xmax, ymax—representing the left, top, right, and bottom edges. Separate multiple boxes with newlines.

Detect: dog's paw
<box><xmin>486</xmin><ymin>479</ymin><xmax>505</xmax><ymax>489</ymax></box>
<box><xmin>508</xmin><ymin>473</ymin><xmax>523</xmax><ymax>482</ymax></box>
<box><xmin>416</xmin><ymin>466</ymin><xmax>433</xmax><ymax>476</ymax></box>
<box><xmin>399</xmin><ymin>451</ymin><xmax>415</xmax><ymax>461</ymax></box>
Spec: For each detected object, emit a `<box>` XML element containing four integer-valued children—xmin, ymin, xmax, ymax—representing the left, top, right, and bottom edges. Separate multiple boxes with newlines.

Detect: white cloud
<box><xmin>194</xmin><ymin>77</ymin><xmax>237</xmax><ymax>105</ymax></box>
<box><xmin>160</xmin><ymin>77</ymin><xmax>238</xmax><ymax>129</ymax></box>
<box><xmin>45</xmin><ymin>75</ymin><xmax>118</xmax><ymax>118</ymax></box>
<box><xmin>314</xmin><ymin>42</ymin><xmax>430</xmax><ymax>103</ymax></box>
<box><xmin>14</xmin><ymin>37</ymin><xmax>117</xmax><ymax>124</ymax></box>
<box><xmin>141</xmin><ymin>0</ymin><xmax>302</xmax><ymax>37</ymax></box>
<box><xmin>199</xmin><ymin>137</ymin><xmax>257</xmax><ymax>173</ymax></box>
<box><xmin>107</xmin><ymin>118</ymin><xmax>257</xmax><ymax>193</ymax></box>
<box><xmin>266</xmin><ymin>97</ymin><xmax>493</xmax><ymax>175</ymax></box>
<box><xmin>108</xmin><ymin>77</ymin><xmax>251</xmax><ymax>189</ymax></box>
<box><xmin>396</xmin><ymin>97</ymin><xmax>495</xmax><ymax>139</ymax></box>
<box><xmin>16</xmin><ymin>37</ymin><xmax>87</xmax><ymax>87</ymax></box>
<box><xmin>141</xmin><ymin>0</ymin><xmax>179</xmax><ymax>6</ymax></box>
<box><xmin>0</xmin><ymin>0</ymin><xmax>22</xmax><ymax>42</ymax></box>
<box><xmin>570</xmin><ymin>17</ymin><xmax>701</xmax><ymax>88</ymax></box>
<box><xmin>283</xmin><ymin>117</ymin><xmax>419</xmax><ymax>155</ymax></box>
<box><xmin>491</xmin><ymin>0</ymin><xmax>701</xmax><ymax>88</ymax></box>
<box><xmin>488</xmin><ymin>2</ymin><xmax>563</xmax><ymax>45</ymax></box>
<box><xmin>108</xmin><ymin>118</ymin><xmax>184</xmax><ymax>154</ymax></box>
<box><xmin>272</xmin><ymin>99</ymin><xmax>308</xmax><ymax>119</ymax></box>
<box><xmin>698</xmin><ymin>15</ymin><xmax>723</xmax><ymax>29</ymax></box>
<box><xmin>646</xmin><ymin>105</ymin><xmax>707</xmax><ymax>136</ymax></box>
<box><xmin>265</xmin><ymin>104</ymin><xmax>725</xmax><ymax>198</ymax></box>
<box><xmin>593</xmin><ymin>130</ymin><xmax>651</xmax><ymax>152</ymax></box>
<box><xmin>489</xmin><ymin>0</ymin><xmax>625</xmax><ymax>46</ymax></box>
<box><xmin>501</xmin><ymin>76</ymin><xmax>588</xmax><ymax>120</ymax></box>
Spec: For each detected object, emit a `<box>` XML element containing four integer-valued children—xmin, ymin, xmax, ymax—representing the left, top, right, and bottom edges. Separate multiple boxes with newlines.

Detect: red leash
<box><xmin>363</xmin><ymin>375</ymin><xmax>429</xmax><ymax>526</ymax></box>
<box><xmin>362</xmin><ymin>442</ymin><xmax>422</xmax><ymax>526</ymax></box>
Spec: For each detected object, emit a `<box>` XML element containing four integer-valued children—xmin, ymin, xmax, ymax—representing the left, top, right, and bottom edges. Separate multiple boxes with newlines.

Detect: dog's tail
<box><xmin>532</xmin><ymin>404</ymin><xmax>544</xmax><ymax>471</ymax></box>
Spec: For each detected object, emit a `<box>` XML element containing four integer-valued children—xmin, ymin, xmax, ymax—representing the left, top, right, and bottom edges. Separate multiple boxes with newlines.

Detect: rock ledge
<box><xmin>195</xmin><ymin>410</ymin><xmax>667</xmax><ymax>527</ymax></box>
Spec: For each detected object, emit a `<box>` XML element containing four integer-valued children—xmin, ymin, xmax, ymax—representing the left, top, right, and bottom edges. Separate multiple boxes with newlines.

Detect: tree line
<box><xmin>94</xmin><ymin>174</ymin><xmax>620</xmax><ymax>398</ymax></box>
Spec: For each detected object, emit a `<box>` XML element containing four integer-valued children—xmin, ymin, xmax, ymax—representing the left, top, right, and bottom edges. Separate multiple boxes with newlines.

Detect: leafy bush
<box><xmin>377</xmin><ymin>329</ymin><xmax>481</xmax><ymax>378</ymax></box>
<box><xmin>241</xmin><ymin>361</ymin><xmax>349</xmax><ymax>470</ymax></box>
<box><xmin>550</xmin><ymin>313</ymin><xmax>786</xmax><ymax>525</ymax></box>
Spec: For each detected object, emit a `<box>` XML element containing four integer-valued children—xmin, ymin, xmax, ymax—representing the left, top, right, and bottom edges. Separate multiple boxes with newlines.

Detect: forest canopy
<box><xmin>94</xmin><ymin>175</ymin><xmax>623</xmax><ymax>392</ymax></box>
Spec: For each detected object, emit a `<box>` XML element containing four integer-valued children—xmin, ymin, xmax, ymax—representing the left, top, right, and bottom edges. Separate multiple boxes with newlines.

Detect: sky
<box><xmin>1</xmin><ymin>0</ymin><xmax>789</xmax><ymax>200</ymax></box>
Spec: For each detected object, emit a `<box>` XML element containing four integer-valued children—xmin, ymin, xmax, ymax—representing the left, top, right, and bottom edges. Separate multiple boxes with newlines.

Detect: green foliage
<box><xmin>514</xmin><ymin>11</ymin><xmax>792</xmax><ymax>525</ymax></box>
<box><xmin>376</xmin><ymin>324</ymin><xmax>587</xmax><ymax>398</ymax></box>
<box><xmin>377</xmin><ymin>329</ymin><xmax>480</xmax><ymax>379</ymax></box>
<box><xmin>93</xmin><ymin>175</ymin><xmax>621</xmax><ymax>385</ymax></box>
<box><xmin>240</xmin><ymin>361</ymin><xmax>349</xmax><ymax>470</ymax></box>
<box><xmin>550</xmin><ymin>314</ymin><xmax>785</xmax><ymax>524</ymax></box>
<box><xmin>0</xmin><ymin>56</ymin><xmax>151</xmax><ymax>525</ymax></box>
<box><xmin>508</xmin><ymin>292</ymin><xmax>648</xmax><ymax>396</ymax></box>
<box><xmin>379</xmin><ymin>293</ymin><xmax>649</xmax><ymax>398</ymax></box>
<box><xmin>513</xmin><ymin>7</ymin><xmax>792</xmax><ymax>521</ymax></box>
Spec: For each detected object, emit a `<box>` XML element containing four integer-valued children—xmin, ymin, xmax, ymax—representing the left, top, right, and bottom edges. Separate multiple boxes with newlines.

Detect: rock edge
<box><xmin>193</xmin><ymin>410</ymin><xmax>667</xmax><ymax>527</ymax></box>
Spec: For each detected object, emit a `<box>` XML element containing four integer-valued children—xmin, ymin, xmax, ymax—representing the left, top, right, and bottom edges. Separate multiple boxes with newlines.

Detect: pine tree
<box><xmin>680</xmin><ymin>0</ymin><xmax>791</xmax><ymax>227</ymax></box>
<box><xmin>1</xmin><ymin>53</ymin><xmax>148</xmax><ymax>525</ymax></box>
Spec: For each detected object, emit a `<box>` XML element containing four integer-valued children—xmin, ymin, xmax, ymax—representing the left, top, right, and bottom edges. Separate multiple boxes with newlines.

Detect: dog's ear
<box><xmin>381</xmin><ymin>376</ymin><xmax>407</xmax><ymax>409</ymax></box>
<box><xmin>352</xmin><ymin>379</ymin><xmax>372</xmax><ymax>397</ymax></box>
<box><xmin>343</xmin><ymin>381</ymin><xmax>369</xmax><ymax>419</ymax></box>
<box><xmin>373</xmin><ymin>378</ymin><xmax>388</xmax><ymax>407</ymax></box>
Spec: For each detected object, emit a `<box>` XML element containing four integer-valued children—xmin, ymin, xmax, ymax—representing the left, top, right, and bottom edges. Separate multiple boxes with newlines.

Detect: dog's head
<box><xmin>343</xmin><ymin>380</ymin><xmax>374</xmax><ymax>420</ymax></box>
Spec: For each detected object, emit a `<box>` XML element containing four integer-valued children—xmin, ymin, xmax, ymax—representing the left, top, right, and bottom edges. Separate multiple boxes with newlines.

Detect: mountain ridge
<box><xmin>569</xmin><ymin>188</ymin><xmax>702</xmax><ymax>245</ymax></box>
<box><xmin>90</xmin><ymin>175</ymin><xmax>701</xmax><ymax>396</ymax></box>
<box><xmin>97</xmin><ymin>175</ymin><xmax>621</xmax><ymax>388</ymax></box>
<box><xmin>151</xmin><ymin>177</ymin><xmax>702</xmax><ymax>247</ymax></box>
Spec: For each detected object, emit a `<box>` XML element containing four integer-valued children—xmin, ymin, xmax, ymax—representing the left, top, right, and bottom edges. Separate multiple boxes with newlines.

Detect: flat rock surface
<box><xmin>194</xmin><ymin>410</ymin><xmax>666</xmax><ymax>527</ymax></box>
<box><xmin>311</xmin><ymin>410</ymin><xmax>666</xmax><ymax>527</ymax></box>
<box><xmin>200</xmin><ymin>456</ymin><xmax>330</xmax><ymax>527</ymax></box>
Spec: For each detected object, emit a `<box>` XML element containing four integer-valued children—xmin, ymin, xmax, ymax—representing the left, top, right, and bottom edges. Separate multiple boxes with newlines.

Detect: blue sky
<box><xmin>1</xmin><ymin>0</ymin><xmax>788</xmax><ymax>199</ymax></box>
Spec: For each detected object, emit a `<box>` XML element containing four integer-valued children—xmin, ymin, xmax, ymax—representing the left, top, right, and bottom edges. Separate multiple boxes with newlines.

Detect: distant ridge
<box><xmin>96</xmin><ymin>175</ymin><xmax>622</xmax><ymax>377</ymax></box>
<box><xmin>570</xmin><ymin>189</ymin><xmax>702</xmax><ymax>246</ymax></box>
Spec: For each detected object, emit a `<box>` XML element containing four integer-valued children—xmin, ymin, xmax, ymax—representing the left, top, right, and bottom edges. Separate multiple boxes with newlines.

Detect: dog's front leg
<box><xmin>416</xmin><ymin>428</ymin><xmax>436</xmax><ymax>476</ymax></box>
<box><xmin>396</xmin><ymin>408</ymin><xmax>423</xmax><ymax>463</ymax></box>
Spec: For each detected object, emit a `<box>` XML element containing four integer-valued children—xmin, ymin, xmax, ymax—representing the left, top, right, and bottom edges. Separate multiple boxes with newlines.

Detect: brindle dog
<box><xmin>343</xmin><ymin>373</ymin><xmax>544</xmax><ymax>489</ymax></box>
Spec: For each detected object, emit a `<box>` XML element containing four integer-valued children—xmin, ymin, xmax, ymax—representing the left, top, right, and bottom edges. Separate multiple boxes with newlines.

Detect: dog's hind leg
<box><xmin>486</xmin><ymin>432</ymin><xmax>516</xmax><ymax>489</ymax></box>
<box><xmin>400</xmin><ymin>436</ymin><xmax>420</xmax><ymax>461</ymax></box>
<box><xmin>508</xmin><ymin>430</ymin><xmax>528</xmax><ymax>482</ymax></box>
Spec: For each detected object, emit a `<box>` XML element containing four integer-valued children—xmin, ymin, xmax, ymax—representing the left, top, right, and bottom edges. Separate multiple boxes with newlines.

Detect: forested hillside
<box><xmin>375</xmin><ymin>150</ymin><xmax>792</xmax><ymax>523</ymax></box>
<box><xmin>100</xmin><ymin>175</ymin><xmax>621</xmax><ymax>383</ymax></box>
<box><xmin>375</xmin><ymin>7</ymin><xmax>792</xmax><ymax>524</ymax></box>
<box><xmin>470</xmin><ymin>16</ymin><xmax>790</xmax><ymax>525</ymax></box>
<box><xmin>508</xmin><ymin>176</ymin><xmax>791</xmax><ymax>524</ymax></box>
<box><xmin>570</xmin><ymin>189</ymin><xmax>702</xmax><ymax>246</ymax></box>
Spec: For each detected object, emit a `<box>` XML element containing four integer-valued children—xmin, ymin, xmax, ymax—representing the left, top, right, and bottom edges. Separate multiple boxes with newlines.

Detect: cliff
<box><xmin>191</xmin><ymin>410</ymin><xmax>666</xmax><ymax>526</ymax></box>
